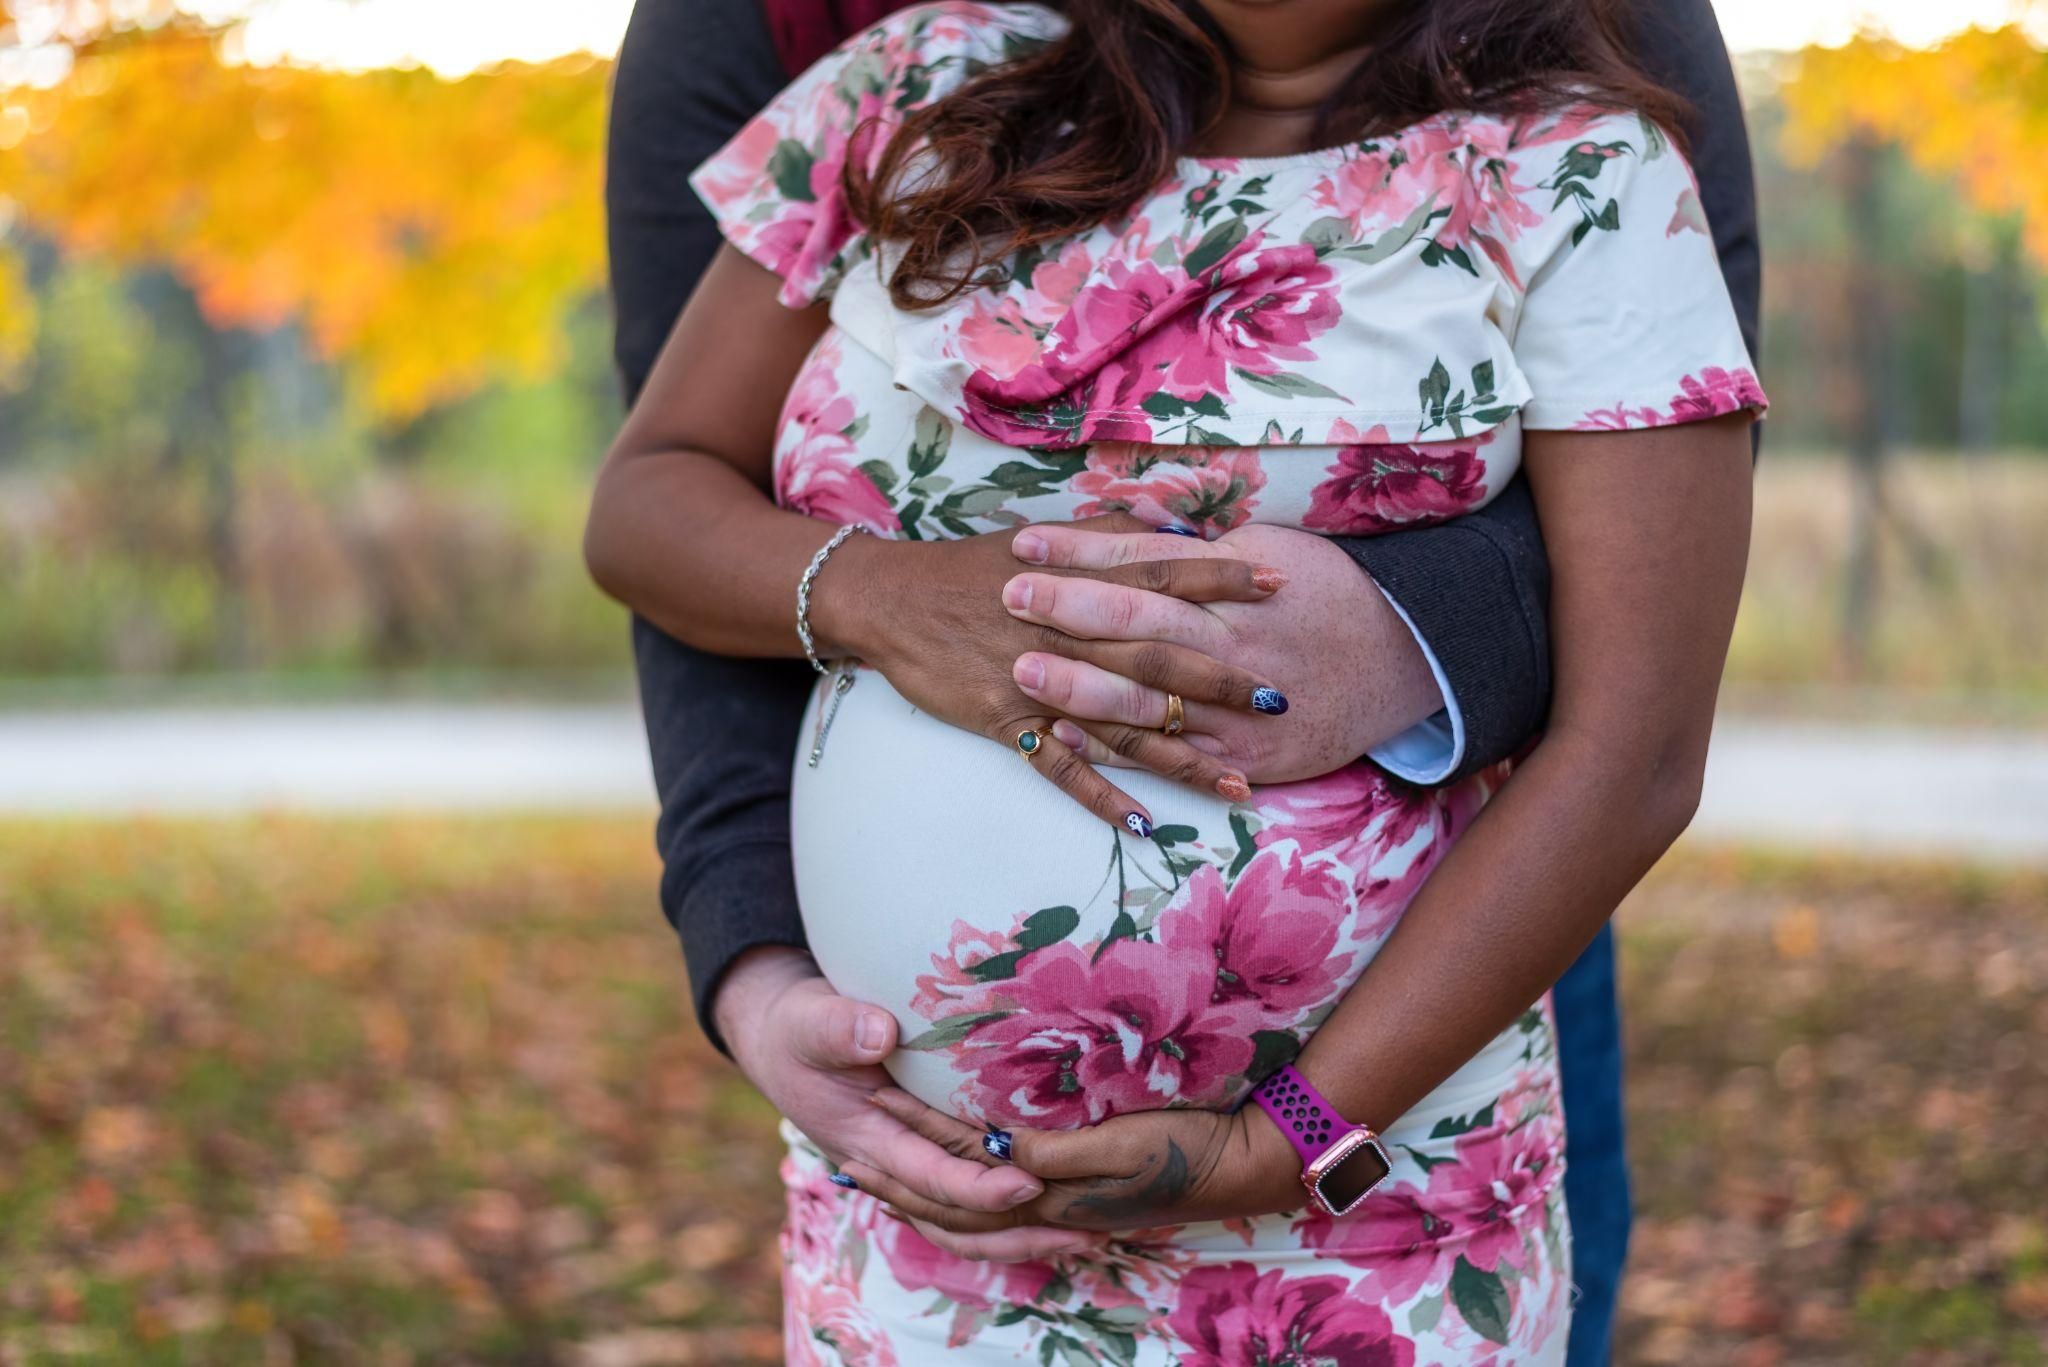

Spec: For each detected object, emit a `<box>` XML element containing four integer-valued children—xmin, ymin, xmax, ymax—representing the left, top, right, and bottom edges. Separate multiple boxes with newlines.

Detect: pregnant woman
<box><xmin>585</xmin><ymin>0</ymin><xmax>1763</xmax><ymax>1359</ymax></box>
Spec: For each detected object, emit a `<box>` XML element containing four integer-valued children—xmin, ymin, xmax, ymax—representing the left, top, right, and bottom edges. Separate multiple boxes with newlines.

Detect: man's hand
<box><xmin>809</xmin><ymin>514</ymin><xmax>1283</xmax><ymax>833</ymax></box>
<box><xmin>711</xmin><ymin>947</ymin><xmax>1101</xmax><ymax>1262</ymax></box>
<box><xmin>1002</xmin><ymin>521</ymin><xmax>1443</xmax><ymax>784</ymax></box>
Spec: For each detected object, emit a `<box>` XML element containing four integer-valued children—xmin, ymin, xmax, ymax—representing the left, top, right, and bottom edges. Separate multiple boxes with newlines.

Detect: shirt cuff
<box><xmin>1363</xmin><ymin>581</ymin><xmax>1466</xmax><ymax>785</ymax></box>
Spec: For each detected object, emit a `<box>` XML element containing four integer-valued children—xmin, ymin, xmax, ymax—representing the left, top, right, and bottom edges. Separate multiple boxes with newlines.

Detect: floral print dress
<box><xmin>689</xmin><ymin>5</ymin><xmax>1766</xmax><ymax>1363</ymax></box>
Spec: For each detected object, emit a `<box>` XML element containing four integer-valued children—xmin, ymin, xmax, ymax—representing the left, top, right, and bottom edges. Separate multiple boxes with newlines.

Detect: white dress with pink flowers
<box><xmin>690</xmin><ymin>5</ymin><xmax>1765</xmax><ymax>1363</ymax></box>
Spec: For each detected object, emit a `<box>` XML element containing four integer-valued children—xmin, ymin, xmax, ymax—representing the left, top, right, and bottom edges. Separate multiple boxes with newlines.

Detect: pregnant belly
<box><xmin>791</xmin><ymin>669</ymin><xmax>1495</xmax><ymax>1133</ymax></box>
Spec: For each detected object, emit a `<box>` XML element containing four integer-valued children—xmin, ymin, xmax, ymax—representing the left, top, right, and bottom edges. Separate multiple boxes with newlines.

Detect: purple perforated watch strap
<box><xmin>1248</xmin><ymin>1063</ymin><xmax>1348</xmax><ymax>1168</ymax></box>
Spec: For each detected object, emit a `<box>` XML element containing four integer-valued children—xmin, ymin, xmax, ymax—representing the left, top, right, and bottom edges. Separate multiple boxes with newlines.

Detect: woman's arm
<box><xmin>1292</xmin><ymin>413</ymin><xmax>1752</xmax><ymax>1126</ymax></box>
<box><xmin>838</xmin><ymin>411</ymin><xmax>1755</xmax><ymax>1231</ymax></box>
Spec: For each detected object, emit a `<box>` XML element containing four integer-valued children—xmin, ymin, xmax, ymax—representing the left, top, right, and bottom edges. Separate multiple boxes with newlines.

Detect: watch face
<box><xmin>1315</xmin><ymin>1136</ymin><xmax>1393</xmax><ymax>1215</ymax></box>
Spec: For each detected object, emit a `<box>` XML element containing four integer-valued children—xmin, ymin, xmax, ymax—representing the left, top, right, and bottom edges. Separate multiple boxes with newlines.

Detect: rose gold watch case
<box><xmin>1302</xmin><ymin>1127</ymin><xmax>1393</xmax><ymax>1218</ymax></box>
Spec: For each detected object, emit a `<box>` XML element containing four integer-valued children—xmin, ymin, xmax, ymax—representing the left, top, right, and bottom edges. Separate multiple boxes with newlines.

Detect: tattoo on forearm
<box><xmin>1064</xmin><ymin>1141</ymin><xmax>1193</xmax><ymax>1223</ymax></box>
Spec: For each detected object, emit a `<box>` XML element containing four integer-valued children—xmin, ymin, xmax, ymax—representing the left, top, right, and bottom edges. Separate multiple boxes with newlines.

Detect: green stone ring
<box><xmin>1016</xmin><ymin>727</ymin><xmax>1048</xmax><ymax>760</ymax></box>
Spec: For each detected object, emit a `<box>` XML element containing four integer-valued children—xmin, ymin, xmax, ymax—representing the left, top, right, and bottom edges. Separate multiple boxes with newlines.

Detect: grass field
<box><xmin>1730</xmin><ymin>454</ymin><xmax>2048</xmax><ymax>715</ymax></box>
<box><xmin>1</xmin><ymin>818</ymin><xmax>2044</xmax><ymax>1365</ymax></box>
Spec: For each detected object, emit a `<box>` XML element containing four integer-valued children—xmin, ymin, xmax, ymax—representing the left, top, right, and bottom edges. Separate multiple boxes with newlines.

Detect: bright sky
<box><xmin>217</xmin><ymin>0</ymin><xmax>2042</xmax><ymax>75</ymax></box>
<box><xmin>1</xmin><ymin>0</ymin><xmax>2038</xmax><ymax>80</ymax></box>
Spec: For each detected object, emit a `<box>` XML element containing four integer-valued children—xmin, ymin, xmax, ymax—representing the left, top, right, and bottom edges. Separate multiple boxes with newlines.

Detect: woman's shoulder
<box><xmin>830</xmin><ymin>1</ymin><xmax>1066</xmax><ymax>97</ymax></box>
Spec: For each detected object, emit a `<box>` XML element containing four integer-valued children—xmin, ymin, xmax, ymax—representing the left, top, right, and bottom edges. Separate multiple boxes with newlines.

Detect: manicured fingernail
<box><xmin>1014</xmin><ymin>655</ymin><xmax>1046</xmax><ymax>690</ymax></box>
<box><xmin>1052</xmin><ymin>720</ymin><xmax>1086</xmax><ymax>749</ymax></box>
<box><xmin>1003</xmin><ymin>577</ymin><xmax>1032</xmax><ymax>611</ymax></box>
<box><xmin>856</xmin><ymin>1012</ymin><xmax>889</xmax><ymax>1054</ymax></box>
<box><xmin>829</xmin><ymin>1172</ymin><xmax>859</xmax><ymax>1191</ymax></box>
<box><xmin>983</xmin><ymin>1130</ymin><xmax>1014</xmax><ymax>1162</ymax></box>
<box><xmin>1251</xmin><ymin>687</ymin><xmax>1289</xmax><ymax>715</ymax></box>
<box><xmin>1155</xmin><ymin>524</ymin><xmax>1199</xmax><ymax>537</ymax></box>
<box><xmin>1123</xmin><ymin>812</ymin><xmax>1154</xmax><ymax>839</ymax></box>
<box><xmin>1251</xmin><ymin>566</ymin><xmax>1287</xmax><ymax>592</ymax></box>
<box><xmin>1014</xmin><ymin>531</ymin><xmax>1049</xmax><ymax>564</ymax></box>
<box><xmin>1216</xmin><ymin>774</ymin><xmax>1251</xmax><ymax>803</ymax></box>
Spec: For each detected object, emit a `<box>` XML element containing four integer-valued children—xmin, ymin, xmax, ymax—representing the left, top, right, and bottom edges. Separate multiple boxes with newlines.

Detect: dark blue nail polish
<box><xmin>1123</xmin><ymin>812</ymin><xmax>1154</xmax><ymax>839</ymax></box>
<box><xmin>1251</xmin><ymin>687</ymin><xmax>1290</xmax><ymax>716</ymax></box>
<box><xmin>983</xmin><ymin>1130</ymin><xmax>1014</xmax><ymax>1162</ymax></box>
<box><xmin>829</xmin><ymin>1172</ymin><xmax>859</xmax><ymax>1190</ymax></box>
<box><xmin>1154</xmin><ymin>524</ymin><xmax>1199</xmax><ymax>537</ymax></box>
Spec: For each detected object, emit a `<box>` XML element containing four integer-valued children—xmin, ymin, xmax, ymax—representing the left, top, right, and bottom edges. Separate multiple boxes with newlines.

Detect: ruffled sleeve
<box><xmin>687</xmin><ymin>3</ymin><xmax>1058</xmax><ymax>310</ymax></box>
<box><xmin>1509</xmin><ymin>112</ymin><xmax>1767</xmax><ymax>431</ymax></box>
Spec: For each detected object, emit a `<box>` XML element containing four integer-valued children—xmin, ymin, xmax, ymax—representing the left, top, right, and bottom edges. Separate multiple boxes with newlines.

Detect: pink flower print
<box><xmin>1295</xmin><ymin>1185</ymin><xmax>1462</xmax><ymax>1305</ymax></box>
<box><xmin>774</xmin><ymin>340</ymin><xmax>901</xmax><ymax>533</ymax></box>
<box><xmin>1070</xmin><ymin>444</ymin><xmax>1267</xmax><ymax>534</ymax></box>
<box><xmin>1020</xmin><ymin>238</ymin><xmax>1094</xmax><ymax>324</ymax></box>
<box><xmin>1572</xmin><ymin>401</ymin><xmax>1663</xmax><ymax>432</ymax></box>
<box><xmin>908</xmin><ymin>920</ymin><xmax>1012</xmax><ymax>1021</ymax></box>
<box><xmin>1303</xmin><ymin>430</ymin><xmax>1490</xmax><ymax>533</ymax></box>
<box><xmin>781</xmin><ymin>1158</ymin><xmax>847</xmax><ymax>1278</ymax></box>
<box><xmin>959</xmin><ymin>237</ymin><xmax>1341</xmax><ymax>447</ymax></box>
<box><xmin>1156</xmin><ymin>851</ymin><xmax>1354</xmax><ymax>1032</ymax></box>
<box><xmin>1666</xmin><ymin>366</ymin><xmax>1767</xmax><ymax>424</ymax></box>
<box><xmin>956</xmin><ymin>295</ymin><xmax>1043</xmax><ymax>382</ymax></box>
<box><xmin>1667</xmin><ymin>184</ymin><xmax>1710</xmax><ymax>237</ymax></box>
<box><xmin>868</xmin><ymin>1213</ymin><xmax>1056</xmax><ymax>1340</ymax></box>
<box><xmin>1191</xmin><ymin>242</ymin><xmax>1342</xmax><ymax>383</ymax></box>
<box><xmin>786</xmin><ymin>1274</ymin><xmax>899</xmax><ymax>1367</ymax></box>
<box><xmin>1167</xmin><ymin>1263</ymin><xmax>1414</xmax><ymax>1367</ymax></box>
<box><xmin>1422</xmin><ymin>1112</ymin><xmax>1564</xmax><ymax>1275</ymax></box>
<box><xmin>1253</xmin><ymin>762</ymin><xmax>1475</xmax><ymax>940</ymax></box>
<box><xmin>692</xmin><ymin>118</ymin><xmax>778</xmax><ymax>218</ymax></box>
<box><xmin>952</xmin><ymin>939</ymin><xmax>1260</xmax><ymax>1128</ymax></box>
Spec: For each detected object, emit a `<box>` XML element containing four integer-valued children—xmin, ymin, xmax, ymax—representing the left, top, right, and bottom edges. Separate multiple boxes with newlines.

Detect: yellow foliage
<box><xmin>0</xmin><ymin>241</ymin><xmax>33</xmax><ymax>381</ymax></box>
<box><xmin>1781</xmin><ymin>25</ymin><xmax>2048</xmax><ymax>266</ymax></box>
<box><xmin>0</xmin><ymin>20</ymin><xmax>608</xmax><ymax>419</ymax></box>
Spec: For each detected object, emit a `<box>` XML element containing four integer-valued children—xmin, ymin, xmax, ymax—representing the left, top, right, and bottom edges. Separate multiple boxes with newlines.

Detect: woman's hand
<box><xmin>811</xmin><ymin>513</ymin><xmax>1291</xmax><ymax>832</ymax></box>
<box><xmin>838</xmin><ymin>1089</ymin><xmax>1303</xmax><ymax>1245</ymax></box>
<box><xmin>1002</xmin><ymin>522</ymin><xmax>1444</xmax><ymax>785</ymax></box>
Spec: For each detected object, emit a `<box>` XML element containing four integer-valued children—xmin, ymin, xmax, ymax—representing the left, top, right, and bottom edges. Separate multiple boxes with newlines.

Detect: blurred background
<box><xmin>1</xmin><ymin>1</ymin><xmax>2045</xmax><ymax>1363</ymax></box>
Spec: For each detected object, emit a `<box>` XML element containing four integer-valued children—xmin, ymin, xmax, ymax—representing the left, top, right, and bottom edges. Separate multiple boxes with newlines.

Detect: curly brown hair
<box><xmin>844</xmin><ymin>0</ymin><xmax>1690</xmax><ymax>309</ymax></box>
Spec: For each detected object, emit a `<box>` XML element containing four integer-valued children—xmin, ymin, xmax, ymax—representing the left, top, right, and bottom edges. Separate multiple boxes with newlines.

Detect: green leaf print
<box><xmin>767</xmin><ymin>138</ymin><xmax>817</xmax><ymax>204</ymax></box>
<box><xmin>857</xmin><ymin>459</ymin><xmax>899</xmax><ymax>497</ymax></box>
<box><xmin>1419</xmin><ymin>239</ymin><xmax>1479</xmax><ymax>276</ymax></box>
<box><xmin>967</xmin><ymin>949</ymin><xmax>1026</xmax><ymax>983</ymax></box>
<box><xmin>1428</xmin><ymin>1100</ymin><xmax>1496</xmax><ymax>1139</ymax></box>
<box><xmin>1331</xmin><ymin>197</ymin><xmax>1442</xmax><ymax>264</ymax></box>
<box><xmin>1015</xmin><ymin>905</ymin><xmax>1082</xmax><ymax>951</ymax></box>
<box><xmin>1301</xmin><ymin>215</ymin><xmax>1355</xmax><ymax>256</ymax></box>
<box><xmin>1450</xmin><ymin>1255</ymin><xmax>1513</xmax><ymax>1345</ymax></box>
<box><xmin>1092</xmin><ymin>911</ymin><xmax>1140</xmax><ymax>964</ymax></box>
<box><xmin>1247</xmin><ymin>1029</ymin><xmax>1303</xmax><ymax>1082</ymax></box>
<box><xmin>900</xmin><ymin>1011</ymin><xmax>1011</xmax><ymax>1051</ymax></box>
<box><xmin>1399</xmin><ymin>1143</ymin><xmax>1459</xmax><ymax>1174</ymax></box>
<box><xmin>1149</xmin><ymin>824</ymin><xmax>1200</xmax><ymax>847</ymax></box>
<box><xmin>1233</xmin><ymin>367</ymin><xmax>1351</xmax><ymax>402</ymax></box>
<box><xmin>1408</xmin><ymin>1292</ymin><xmax>1446</xmax><ymax>1336</ymax></box>
<box><xmin>907</xmin><ymin>407</ymin><xmax>951</xmax><ymax>478</ymax></box>
<box><xmin>1419</xmin><ymin>358</ymin><xmax>1452</xmax><ymax>414</ymax></box>
<box><xmin>1470</xmin><ymin>360</ymin><xmax>1496</xmax><ymax>398</ymax></box>
<box><xmin>1226</xmin><ymin>810</ymin><xmax>1259</xmax><ymax>878</ymax></box>
<box><xmin>1184</xmin><ymin>216</ymin><xmax>1249</xmax><ymax>277</ymax></box>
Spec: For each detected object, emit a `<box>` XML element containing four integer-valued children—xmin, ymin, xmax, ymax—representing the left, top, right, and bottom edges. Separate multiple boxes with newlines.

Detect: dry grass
<box><xmin>1731</xmin><ymin>454</ymin><xmax>2048</xmax><ymax>713</ymax></box>
<box><xmin>0</xmin><ymin>818</ymin><xmax>2043</xmax><ymax>1364</ymax></box>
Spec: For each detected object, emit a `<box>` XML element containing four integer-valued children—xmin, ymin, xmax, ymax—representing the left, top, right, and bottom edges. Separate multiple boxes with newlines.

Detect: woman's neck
<box><xmin>1189</xmin><ymin>0</ymin><xmax>1385</xmax><ymax>159</ymax></box>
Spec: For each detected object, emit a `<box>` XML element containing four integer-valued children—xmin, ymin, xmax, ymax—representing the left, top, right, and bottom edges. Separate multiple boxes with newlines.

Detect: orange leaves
<box><xmin>0</xmin><ymin>23</ymin><xmax>608</xmax><ymax>419</ymax></box>
<box><xmin>1780</xmin><ymin>25</ymin><xmax>2048</xmax><ymax>266</ymax></box>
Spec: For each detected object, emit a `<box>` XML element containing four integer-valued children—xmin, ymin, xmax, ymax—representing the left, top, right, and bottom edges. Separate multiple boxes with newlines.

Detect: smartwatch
<box><xmin>1247</xmin><ymin>1064</ymin><xmax>1393</xmax><ymax>1217</ymax></box>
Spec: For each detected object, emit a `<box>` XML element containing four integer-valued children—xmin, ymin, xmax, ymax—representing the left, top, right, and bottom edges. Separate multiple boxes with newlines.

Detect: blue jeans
<box><xmin>1555</xmin><ymin>922</ymin><xmax>1631</xmax><ymax>1367</ymax></box>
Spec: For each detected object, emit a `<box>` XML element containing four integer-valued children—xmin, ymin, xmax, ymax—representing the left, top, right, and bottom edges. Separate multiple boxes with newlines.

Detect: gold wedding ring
<box><xmin>1162</xmin><ymin>693</ymin><xmax>1186</xmax><ymax>736</ymax></box>
<box><xmin>1016</xmin><ymin>726</ymin><xmax>1050</xmax><ymax>760</ymax></box>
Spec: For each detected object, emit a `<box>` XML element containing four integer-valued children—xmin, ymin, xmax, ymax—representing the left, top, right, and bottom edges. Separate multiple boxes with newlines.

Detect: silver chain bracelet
<box><xmin>796</xmin><ymin>524</ymin><xmax>869</xmax><ymax>767</ymax></box>
<box><xmin>796</xmin><ymin>523</ymin><xmax>869</xmax><ymax>674</ymax></box>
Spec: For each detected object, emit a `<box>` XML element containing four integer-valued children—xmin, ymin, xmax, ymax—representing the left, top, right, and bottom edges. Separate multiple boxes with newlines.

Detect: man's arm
<box><xmin>1328</xmin><ymin>0</ymin><xmax>1762</xmax><ymax>787</ymax></box>
<box><xmin>608</xmin><ymin>0</ymin><xmax>815</xmax><ymax>1054</ymax></box>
